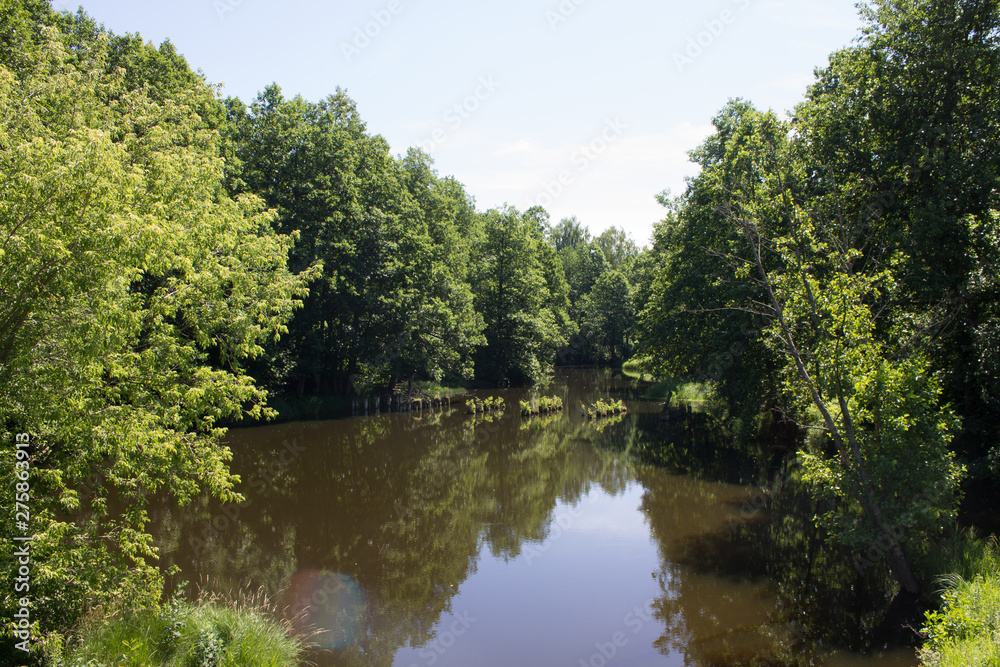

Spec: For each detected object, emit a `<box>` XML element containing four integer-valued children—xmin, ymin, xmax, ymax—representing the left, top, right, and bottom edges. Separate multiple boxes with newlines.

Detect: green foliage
<box><xmin>57</xmin><ymin>593</ymin><xmax>303</xmax><ymax>667</ymax></box>
<box><xmin>634</xmin><ymin>102</ymin><xmax>782</xmax><ymax>431</ymax></box>
<box><xmin>621</xmin><ymin>357</ymin><xmax>655</xmax><ymax>381</ymax></box>
<box><xmin>0</xmin><ymin>0</ymin><xmax>54</xmax><ymax>73</ymax></box>
<box><xmin>582</xmin><ymin>399</ymin><xmax>626</xmax><ymax>419</ymax></box>
<box><xmin>921</xmin><ymin>540</ymin><xmax>1000</xmax><ymax>667</ymax></box>
<box><xmin>519</xmin><ymin>395</ymin><xmax>564</xmax><ymax>416</ymax></box>
<box><xmin>537</xmin><ymin>395</ymin><xmax>563</xmax><ymax>414</ymax></box>
<box><xmin>548</xmin><ymin>218</ymin><xmax>640</xmax><ymax>365</ymax></box>
<box><xmin>797</xmin><ymin>0</ymin><xmax>1000</xmax><ymax>479</ymax></box>
<box><xmin>0</xmin><ymin>14</ymin><xmax>307</xmax><ymax>636</ymax></box>
<box><xmin>632</xmin><ymin>0</ymin><xmax>994</xmax><ymax>594</ymax></box>
<box><xmin>580</xmin><ymin>270</ymin><xmax>635</xmax><ymax>364</ymax></box>
<box><xmin>469</xmin><ymin>396</ymin><xmax>506</xmax><ymax>415</ymax></box>
<box><xmin>593</xmin><ymin>226</ymin><xmax>639</xmax><ymax>272</ymax></box>
<box><xmin>470</xmin><ymin>207</ymin><xmax>571</xmax><ymax>384</ymax></box>
<box><xmin>225</xmin><ymin>90</ymin><xmax>484</xmax><ymax>397</ymax></box>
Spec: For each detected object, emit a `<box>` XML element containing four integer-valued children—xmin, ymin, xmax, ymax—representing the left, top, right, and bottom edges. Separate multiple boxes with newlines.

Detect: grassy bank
<box><xmin>52</xmin><ymin>592</ymin><xmax>304</xmax><ymax>667</ymax></box>
<box><xmin>641</xmin><ymin>377</ymin><xmax>714</xmax><ymax>407</ymax></box>
<box><xmin>920</xmin><ymin>536</ymin><xmax>1000</xmax><ymax>667</ymax></box>
<box><xmin>621</xmin><ymin>357</ymin><xmax>656</xmax><ymax>382</ymax></box>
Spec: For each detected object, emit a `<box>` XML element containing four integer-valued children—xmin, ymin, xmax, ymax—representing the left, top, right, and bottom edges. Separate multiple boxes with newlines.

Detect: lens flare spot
<box><xmin>284</xmin><ymin>570</ymin><xmax>366</xmax><ymax>650</ymax></box>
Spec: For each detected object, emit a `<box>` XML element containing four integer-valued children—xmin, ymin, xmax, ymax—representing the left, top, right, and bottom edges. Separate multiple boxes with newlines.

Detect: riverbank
<box><xmin>918</xmin><ymin>536</ymin><xmax>999</xmax><ymax>666</ymax></box>
<box><xmin>252</xmin><ymin>380</ymin><xmax>475</xmax><ymax>424</ymax></box>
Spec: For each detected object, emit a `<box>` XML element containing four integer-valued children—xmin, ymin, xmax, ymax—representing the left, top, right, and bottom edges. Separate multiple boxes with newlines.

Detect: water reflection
<box><xmin>150</xmin><ymin>369</ymin><xmax>916</xmax><ymax>666</ymax></box>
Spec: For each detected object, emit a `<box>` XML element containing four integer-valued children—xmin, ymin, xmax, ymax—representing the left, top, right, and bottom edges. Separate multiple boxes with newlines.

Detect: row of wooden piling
<box><xmin>351</xmin><ymin>395</ymin><xmax>452</xmax><ymax>415</ymax></box>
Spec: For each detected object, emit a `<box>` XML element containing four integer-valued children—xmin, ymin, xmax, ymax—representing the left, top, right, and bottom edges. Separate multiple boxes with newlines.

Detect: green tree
<box><xmin>594</xmin><ymin>226</ymin><xmax>639</xmax><ymax>274</ymax></box>
<box><xmin>724</xmin><ymin>172</ymin><xmax>964</xmax><ymax>595</ymax></box>
<box><xmin>796</xmin><ymin>0</ymin><xmax>1000</xmax><ymax>481</ymax></box>
<box><xmin>549</xmin><ymin>215</ymin><xmax>590</xmax><ymax>251</ymax></box>
<box><xmin>635</xmin><ymin>101</ymin><xmax>782</xmax><ymax>434</ymax></box>
<box><xmin>471</xmin><ymin>207</ymin><xmax>570</xmax><ymax>384</ymax></box>
<box><xmin>226</xmin><ymin>88</ymin><xmax>483</xmax><ymax>397</ymax></box>
<box><xmin>0</xmin><ymin>25</ymin><xmax>308</xmax><ymax>643</ymax></box>
<box><xmin>396</xmin><ymin>149</ymin><xmax>485</xmax><ymax>385</ymax></box>
<box><xmin>582</xmin><ymin>270</ymin><xmax>634</xmax><ymax>364</ymax></box>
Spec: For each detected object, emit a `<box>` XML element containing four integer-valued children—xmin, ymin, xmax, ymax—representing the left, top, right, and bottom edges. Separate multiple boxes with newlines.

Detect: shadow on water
<box><xmin>148</xmin><ymin>368</ymin><xmax>917</xmax><ymax>667</ymax></box>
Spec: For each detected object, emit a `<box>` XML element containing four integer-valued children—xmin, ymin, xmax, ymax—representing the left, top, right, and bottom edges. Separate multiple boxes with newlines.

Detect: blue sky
<box><xmin>63</xmin><ymin>0</ymin><xmax>864</xmax><ymax>245</ymax></box>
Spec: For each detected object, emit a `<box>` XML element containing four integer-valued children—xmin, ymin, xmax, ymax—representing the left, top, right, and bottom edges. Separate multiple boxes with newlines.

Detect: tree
<box><xmin>707</xmin><ymin>93</ymin><xmax>964</xmax><ymax>596</ymax></box>
<box><xmin>226</xmin><ymin>89</ymin><xmax>484</xmax><ymax>396</ymax></box>
<box><xmin>0</xmin><ymin>24</ymin><xmax>308</xmax><ymax>638</ymax></box>
<box><xmin>471</xmin><ymin>207</ymin><xmax>570</xmax><ymax>384</ymax></box>
<box><xmin>594</xmin><ymin>226</ymin><xmax>639</xmax><ymax>274</ymax></box>
<box><xmin>582</xmin><ymin>270</ymin><xmax>634</xmax><ymax>364</ymax></box>
<box><xmin>396</xmin><ymin>149</ymin><xmax>485</xmax><ymax>385</ymax></box>
<box><xmin>635</xmin><ymin>102</ymin><xmax>782</xmax><ymax>432</ymax></box>
<box><xmin>549</xmin><ymin>215</ymin><xmax>590</xmax><ymax>251</ymax></box>
<box><xmin>725</xmin><ymin>184</ymin><xmax>963</xmax><ymax>596</ymax></box>
<box><xmin>637</xmin><ymin>88</ymin><xmax>966</xmax><ymax>596</ymax></box>
<box><xmin>797</xmin><ymin>0</ymin><xmax>1000</xmax><ymax>480</ymax></box>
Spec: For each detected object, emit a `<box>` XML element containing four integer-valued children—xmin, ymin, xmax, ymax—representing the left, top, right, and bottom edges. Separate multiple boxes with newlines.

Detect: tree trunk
<box><xmin>738</xmin><ymin>212</ymin><xmax>922</xmax><ymax>596</ymax></box>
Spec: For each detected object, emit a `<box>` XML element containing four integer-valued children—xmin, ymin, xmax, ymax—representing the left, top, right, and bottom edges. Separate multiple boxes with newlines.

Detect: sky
<box><xmin>61</xmin><ymin>0</ymin><xmax>865</xmax><ymax>246</ymax></box>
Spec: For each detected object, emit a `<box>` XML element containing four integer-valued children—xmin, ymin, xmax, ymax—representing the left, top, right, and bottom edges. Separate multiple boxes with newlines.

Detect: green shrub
<box><xmin>58</xmin><ymin>593</ymin><xmax>304</xmax><ymax>667</ymax></box>
<box><xmin>582</xmin><ymin>398</ymin><xmax>626</xmax><ymax>419</ymax></box>
<box><xmin>921</xmin><ymin>537</ymin><xmax>1000</xmax><ymax>667</ymax></box>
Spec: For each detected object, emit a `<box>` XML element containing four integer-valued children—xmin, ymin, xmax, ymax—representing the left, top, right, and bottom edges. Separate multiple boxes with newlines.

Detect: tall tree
<box><xmin>797</xmin><ymin>0</ymin><xmax>1000</xmax><ymax>478</ymax></box>
<box><xmin>582</xmin><ymin>270</ymin><xmax>634</xmax><ymax>364</ymax></box>
<box><xmin>635</xmin><ymin>101</ymin><xmax>781</xmax><ymax>432</ymax></box>
<box><xmin>594</xmin><ymin>226</ymin><xmax>639</xmax><ymax>274</ymax></box>
<box><xmin>226</xmin><ymin>88</ymin><xmax>484</xmax><ymax>396</ymax></box>
<box><xmin>471</xmin><ymin>207</ymin><xmax>570</xmax><ymax>384</ymax></box>
<box><xmin>0</xmin><ymin>23</ymin><xmax>308</xmax><ymax>634</ymax></box>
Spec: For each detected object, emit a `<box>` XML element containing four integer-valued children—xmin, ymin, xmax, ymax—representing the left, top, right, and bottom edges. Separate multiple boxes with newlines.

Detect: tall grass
<box><xmin>621</xmin><ymin>357</ymin><xmax>656</xmax><ymax>381</ymax></box>
<box><xmin>57</xmin><ymin>589</ymin><xmax>304</xmax><ymax>667</ymax></box>
<box><xmin>641</xmin><ymin>378</ymin><xmax>714</xmax><ymax>406</ymax></box>
<box><xmin>920</xmin><ymin>535</ymin><xmax>1000</xmax><ymax>667</ymax></box>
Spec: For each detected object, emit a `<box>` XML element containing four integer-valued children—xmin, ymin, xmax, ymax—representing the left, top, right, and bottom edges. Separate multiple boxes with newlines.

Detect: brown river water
<box><xmin>152</xmin><ymin>368</ymin><xmax>919</xmax><ymax>667</ymax></box>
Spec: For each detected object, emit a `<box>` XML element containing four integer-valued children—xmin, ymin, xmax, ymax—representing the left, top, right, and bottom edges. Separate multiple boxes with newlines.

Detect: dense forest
<box><xmin>1</xmin><ymin>0</ymin><xmax>998</xmax><ymax>664</ymax></box>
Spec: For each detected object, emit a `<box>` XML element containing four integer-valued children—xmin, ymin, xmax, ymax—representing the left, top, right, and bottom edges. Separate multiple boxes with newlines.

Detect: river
<box><xmin>152</xmin><ymin>368</ymin><xmax>919</xmax><ymax>666</ymax></box>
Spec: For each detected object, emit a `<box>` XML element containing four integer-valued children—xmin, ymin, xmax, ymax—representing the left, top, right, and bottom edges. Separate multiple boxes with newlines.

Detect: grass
<box><xmin>57</xmin><ymin>590</ymin><xmax>304</xmax><ymax>667</ymax></box>
<box><xmin>641</xmin><ymin>377</ymin><xmax>713</xmax><ymax>406</ymax></box>
<box><xmin>920</xmin><ymin>535</ymin><xmax>1000</xmax><ymax>667</ymax></box>
<box><xmin>519</xmin><ymin>395</ymin><xmax>564</xmax><ymax>416</ymax></box>
<box><xmin>621</xmin><ymin>356</ymin><xmax>656</xmax><ymax>382</ymax></box>
<box><xmin>410</xmin><ymin>380</ymin><xmax>471</xmax><ymax>400</ymax></box>
<box><xmin>581</xmin><ymin>398</ymin><xmax>627</xmax><ymax>419</ymax></box>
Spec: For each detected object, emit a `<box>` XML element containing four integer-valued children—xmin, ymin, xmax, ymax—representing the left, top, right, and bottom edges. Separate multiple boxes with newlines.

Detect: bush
<box><xmin>519</xmin><ymin>395</ymin><xmax>563</xmax><ymax>417</ymax></box>
<box><xmin>920</xmin><ymin>537</ymin><xmax>1000</xmax><ymax>667</ymax></box>
<box><xmin>582</xmin><ymin>398</ymin><xmax>626</xmax><ymax>419</ymax></box>
<box><xmin>57</xmin><ymin>592</ymin><xmax>304</xmax><ymax>667</ymax></box>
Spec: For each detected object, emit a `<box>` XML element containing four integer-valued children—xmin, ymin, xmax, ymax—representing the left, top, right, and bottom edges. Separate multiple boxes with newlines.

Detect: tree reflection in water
<box><xmin>149</xmin><ymin>369</ymin><xmax>916</xmax><ymax>667</ymax></box>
